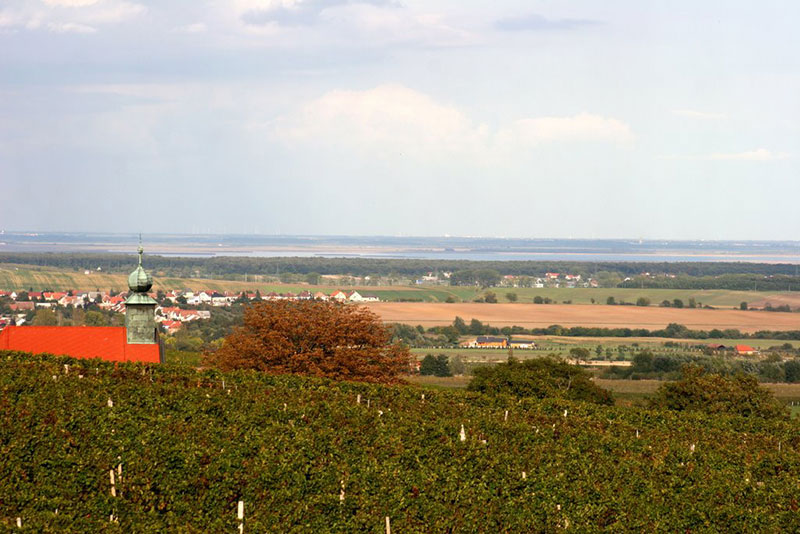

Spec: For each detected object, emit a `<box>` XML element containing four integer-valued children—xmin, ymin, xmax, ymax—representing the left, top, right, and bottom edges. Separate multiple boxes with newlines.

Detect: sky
<box><xmin>1</xmin><ymin>0</ymin><xmax>799</xmax><ymax>239</ymax></box>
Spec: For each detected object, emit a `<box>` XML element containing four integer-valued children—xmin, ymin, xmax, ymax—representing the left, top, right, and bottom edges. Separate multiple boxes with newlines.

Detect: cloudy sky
<box><xmin>1</xmin><ymin>0</ymin><xmax>798</xmax><ymax>239</ymax></box>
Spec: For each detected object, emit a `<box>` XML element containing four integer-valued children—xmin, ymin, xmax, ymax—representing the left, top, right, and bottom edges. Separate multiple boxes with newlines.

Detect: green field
<box><xmin>2</xmin><ymin>263</ymin><xmax>797</xmax><ymax>307</ymax></box>
<box><xmin>410</xmin><ymin>336</ymin><xmax>800</xmax><ymax>363</ymax></box>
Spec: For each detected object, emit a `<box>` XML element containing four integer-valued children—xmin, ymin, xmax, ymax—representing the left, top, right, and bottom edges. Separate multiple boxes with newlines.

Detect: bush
<box><xmin>650</xmin><ymin>365</ymin><xmax>788</xmax><ymax>419</ymax></box>
<box><xmin>467</xmin><ymin>356</ymin><xmax>613</xmax><ymax>405</ymax></box>
<box><xmin>419</xmin><ymin>354</ymin><xmax>452</xmax><ymax>377</ymax></box>
<box><xmin>206</xmin><ymin>300</ymin><xmax>411</xmax><ymax>383</ymax></box>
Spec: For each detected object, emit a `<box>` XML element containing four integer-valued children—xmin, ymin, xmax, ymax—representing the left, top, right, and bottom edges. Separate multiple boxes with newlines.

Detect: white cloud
<box><xmin>273</xmin><ymin>85</ymin><xmax>633</xmax><ymax>161</ymax></box>
<box><xmin>42</xmin><ymin>0</ymin><xmax>100</xmax><ymax>6</ymax></box>
<box><xmin>274</xmin><ymin>84</ymin><xmax>485</xmax><ymax>156</ymax></box>
<box><xmin>47</xmin><ymin>21</ymin><xmax>96</xmax><ymax>33</ymax></box>
<box><xmin>0</xmin><ymin>0</ymin><xmax>144</xmax><ymax>32</ymax></box>
<box><xmin>500</xmin><ymin>113</ymin><xmax>633</xmax><ymax>144</ymax></box>
<box><xmin>706</xmin><ymin>148</ymin><xmax>789</xmax><ymax>161</ymax></box>
<box><xmin>672</xmin><ymin>109</ymin><xmax>727</xmax><ymax>120</ymax></box>
<box><xmin>173</xmin><ymin>22</ymin><xmax>206</xmax><ymax>33</ymax></box>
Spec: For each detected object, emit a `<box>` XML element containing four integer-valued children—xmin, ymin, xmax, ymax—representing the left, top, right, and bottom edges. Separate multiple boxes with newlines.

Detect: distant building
<box><xmin>468</xmin><ymin>336</ymin><xmax>508</xmax><ymax>348</ymax></box>
<box><xmin>735</xmin><ymin>344</ymin><xmax>758</xmax><ymax>356</ymax></box>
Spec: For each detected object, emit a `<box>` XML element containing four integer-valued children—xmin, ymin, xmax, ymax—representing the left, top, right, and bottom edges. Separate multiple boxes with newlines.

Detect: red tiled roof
<box><xmin>0</xmin><ymin>326</ymin><xmax>161</xmax><ymax>363</ymax></box>
<box><xmin>735</xmin><ymin>344</ymin><xmax>756</xmax><ymax>352</ymax></box>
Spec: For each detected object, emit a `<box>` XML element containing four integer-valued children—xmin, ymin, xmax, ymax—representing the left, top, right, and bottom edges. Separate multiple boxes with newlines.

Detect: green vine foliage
<box><xmin>1</xmin><ymin>351</ymin><xmax>799</xmax><ymax>532</ymax></box>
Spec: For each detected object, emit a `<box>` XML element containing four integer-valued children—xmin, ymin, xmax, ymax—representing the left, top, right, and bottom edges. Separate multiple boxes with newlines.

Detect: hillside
<box><xmin>2</xmin><ymin>352</ymin><xmax>799</xmax><ymax>532</ymax></box>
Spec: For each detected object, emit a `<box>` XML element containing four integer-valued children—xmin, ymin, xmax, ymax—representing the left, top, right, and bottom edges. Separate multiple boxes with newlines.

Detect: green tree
<box><xmin>484</xmin><ymin>292</ymin><xmax>498</xmax><ymax>303</ymax></box>
<box><xmin>784</xmin><ymin>359</ymin><xmax>800</xmax><ymax>383</ymax></box>
<box><xmin>419</xmin><ymin>354</ymin><xmax>452</xmax><ymax>377</ymax></box>
<box><xmin>452</xmin><ymin>316</ymin><xmax>468</xmax><ymax>334</ymax></box>
<box><xmin>505</xmin><ymin>292</ymin><xmax>518</xmax><ymax>302</ymax></box>
<box><xmin>672</xmin><ymin>299</ymin><xmax>684</xmax><ymax>309</ymax></box>
<box><xmin>32</xmin><ymin>309</ymin><xmax>57</xmax><ymax>326</ymax></box>
<box><xmin>635</xmin><ymin>297</ymin><xmax>650</xmax><ymax>307</ymax></box>
<box><xmin>533</xmin><ymin>296</ymin><xmax>544</xmax><ymax>304</ymax></box>
<box><xmin>606</xmin><ymin>296</ymin><xmax>616</xmax><ymax>305</ymax></box>
<box><xmin>650</xmin><ymin>365</ymin><xmax>788</xmax><ymax>419</ymax></box>
<box><xmin>468</xmin><ymin>318</ymin><xmax>485</xmax><ymax>335</ymax></box>
<box><xmin>305</xmin><ymin>272</ymin><xmax>321</xmax><ymax>285</ymax></box>
<box><xmin>468</xmin><ymin>356</ymin><xmax>612</xmax><ymax>405</ymax></box>
<box><xmin>448</xmin><ymin>355</ymin><xmax>466</xmax><ymax>375</ymax></box>
<box><xmin>85</xmin><ymin>311</ymin><xmax>107</xmax><ymax>326</ymax></box>
<box><xmin>740</xmin><ymin>301</ymin><xmax>748</xmax><ymax>310</ymax></box>
<box><xmin>569</xmin><ymin>347</ymin><xmax>590</xmax><ymax>362</ymax></box>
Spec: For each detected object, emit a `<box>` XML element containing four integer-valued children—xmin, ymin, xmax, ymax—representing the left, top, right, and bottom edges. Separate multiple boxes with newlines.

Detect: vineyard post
<box><xmin>237</xmin><ymin>500</ymin><xmax>244</xmax><ymax>534</ymax></box>
<box><xmin>459</xmin><ymin>425</ymin><xmax>466</xmax><ymax>442</ymax></box>
<box><xmin>16</xmin><ymin>517</ymin><xmax>21</xmax><ymax>529</ymax></box>
<box><xmin>504</xmin><ymin>410</ymin><xmax>508</xmax><ymax>422</ymax></box>
<box><xmin>385</xmin><ymin>516</ymin><xmax>391</xmax><ymax>534</ymax></box>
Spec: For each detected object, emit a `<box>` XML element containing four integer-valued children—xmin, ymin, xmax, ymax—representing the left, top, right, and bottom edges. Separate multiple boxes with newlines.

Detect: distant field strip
<box><xmin>366</xmin><ymin>302</ymin><xmax>800</xmax><ymax>333</ymax></box>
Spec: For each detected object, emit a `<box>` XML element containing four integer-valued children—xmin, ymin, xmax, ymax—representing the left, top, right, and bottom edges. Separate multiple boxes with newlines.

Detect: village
<box><xmin>0</xmin><ymin>288</ymin><xmax>380</xmax><ymax>334</ymax></box>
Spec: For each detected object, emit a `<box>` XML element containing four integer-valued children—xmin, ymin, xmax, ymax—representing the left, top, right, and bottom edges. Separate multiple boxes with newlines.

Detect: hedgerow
<box><xmin>1</xmin><ymin>351</ymin><xmax>799</xmax><ymax>532</ymax></box>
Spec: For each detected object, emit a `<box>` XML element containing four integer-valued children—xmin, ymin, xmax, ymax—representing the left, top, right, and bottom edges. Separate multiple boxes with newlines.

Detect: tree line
<box><xmin>4</xmin><ymin>252</ymin><xmax>800</xmax><ymax>283</ymax></box>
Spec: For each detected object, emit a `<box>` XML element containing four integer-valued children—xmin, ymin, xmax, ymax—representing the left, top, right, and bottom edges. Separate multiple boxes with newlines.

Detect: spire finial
<box><xmin>137</xmin><ymin>234</ymin><xmax>143</xmax><ymax>266</ymax></box>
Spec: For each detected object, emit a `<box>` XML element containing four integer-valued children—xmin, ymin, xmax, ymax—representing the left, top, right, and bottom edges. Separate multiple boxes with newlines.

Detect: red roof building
<box><xmin>0</xmin><ymin>326</ymin><xmax>161</xmax><ymax>363</ymax></box>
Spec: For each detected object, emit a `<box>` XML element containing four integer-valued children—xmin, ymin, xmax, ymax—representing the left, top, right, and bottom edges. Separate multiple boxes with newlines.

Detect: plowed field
<box><xmin>365</xmin><ymin>302</ymin><xmax>800</xmax><ymax>333</ymax></box>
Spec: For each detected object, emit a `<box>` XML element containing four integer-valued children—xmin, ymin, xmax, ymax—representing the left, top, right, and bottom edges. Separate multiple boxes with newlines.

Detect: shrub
<box><xmin>650</xmin><ymin>365</ymin><xmax>788</xmax><ymax>419</ymax></box>
<box><xmin>467</xmin><ymin>356</ymin><xmax>613</xmax><ymax>405</ymax></box>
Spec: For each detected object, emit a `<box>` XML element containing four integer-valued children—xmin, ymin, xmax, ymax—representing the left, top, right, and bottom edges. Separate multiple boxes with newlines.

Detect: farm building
<box><xmin>735</xmin><ymin>344</ymin><xmax>758</xmax><ymax>356</ymax></box>
<box><xmin>467</xmin><ymin>336</ymin><xmax>508</xmax><ymax>348</ymax></box>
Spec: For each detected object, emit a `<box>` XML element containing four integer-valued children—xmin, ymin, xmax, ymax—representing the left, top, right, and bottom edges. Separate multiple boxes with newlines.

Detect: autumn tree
<box><xmin>206</xmin><ymin>300</ymin><xmax>411</xmax><ymax>383</ymax></box>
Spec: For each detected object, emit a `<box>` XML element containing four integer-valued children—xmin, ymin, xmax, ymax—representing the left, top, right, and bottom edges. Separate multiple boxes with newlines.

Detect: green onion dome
<box><xmin>128</xmin><ymin>245</ymin><xmax>153</xmax><ymax>293</ymax></box>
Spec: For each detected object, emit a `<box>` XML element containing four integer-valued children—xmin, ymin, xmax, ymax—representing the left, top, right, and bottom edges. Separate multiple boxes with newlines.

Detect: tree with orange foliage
<box><xmin>206</xmin><ymin>300</ymin><xmax>412</xmax><ymax>383</ymax></box>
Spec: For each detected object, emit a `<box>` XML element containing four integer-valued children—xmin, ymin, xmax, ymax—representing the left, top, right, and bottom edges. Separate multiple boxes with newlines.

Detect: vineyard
<box><xmin>2</xmin><ymin>352</ymin><xmax>800</xmax><ymax>532</ymax></box>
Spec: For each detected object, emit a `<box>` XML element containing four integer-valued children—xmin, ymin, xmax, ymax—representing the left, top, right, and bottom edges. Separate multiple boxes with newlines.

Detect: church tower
<box><xmin>124</xmin><ymin>242</ymin><xmax>159</xmax><ymax>345</ymax></box>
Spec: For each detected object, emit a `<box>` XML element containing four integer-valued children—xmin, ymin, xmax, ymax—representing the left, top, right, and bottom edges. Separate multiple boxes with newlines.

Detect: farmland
<box><xmin>2</xmin><ymin>352</ymin><xmax>800</xmax><ymax>532</ymax></box>
<box><xmin>367</xmin><ymin>302</ymin><xmax>800</xmax><ymax>333</ymax></box>
<box><xmin>3</xmin><ymin>263</ymin><xmax>800</xmax><ymax>308</ymax></box>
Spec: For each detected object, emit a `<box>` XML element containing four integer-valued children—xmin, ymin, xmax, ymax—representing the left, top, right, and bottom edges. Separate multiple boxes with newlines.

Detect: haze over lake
<box><xmin>4</xmin><ymin>232</ymin><xmax>800</xmax><ymax>264</ymax></box>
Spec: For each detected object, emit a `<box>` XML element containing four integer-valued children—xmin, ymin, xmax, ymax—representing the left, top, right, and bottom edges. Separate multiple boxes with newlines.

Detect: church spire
<box><xmin>125</xmin><ymin>237</ymin><xmax>159</xmax><ymax>348</ymax></box>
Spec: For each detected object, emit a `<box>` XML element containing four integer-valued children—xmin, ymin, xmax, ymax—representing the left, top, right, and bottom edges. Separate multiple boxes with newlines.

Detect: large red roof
<box><xmin>0</xmin><ymin>326</ymin><xmax>161</xmax><ymax>363</ymax></box>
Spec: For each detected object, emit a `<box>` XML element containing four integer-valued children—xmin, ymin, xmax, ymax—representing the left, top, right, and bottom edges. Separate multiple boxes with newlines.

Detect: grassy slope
<box><xmin>2</xmin><ymin>353</ymin><xmax>800</xmax><ymax>532</ymax></box>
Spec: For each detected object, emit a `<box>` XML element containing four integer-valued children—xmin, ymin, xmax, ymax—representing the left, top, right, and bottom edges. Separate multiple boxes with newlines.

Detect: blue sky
<box><xmin>1</xmin><ymin>0</ymin><xmax>798</xmax><ymax>239</ymax></box>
